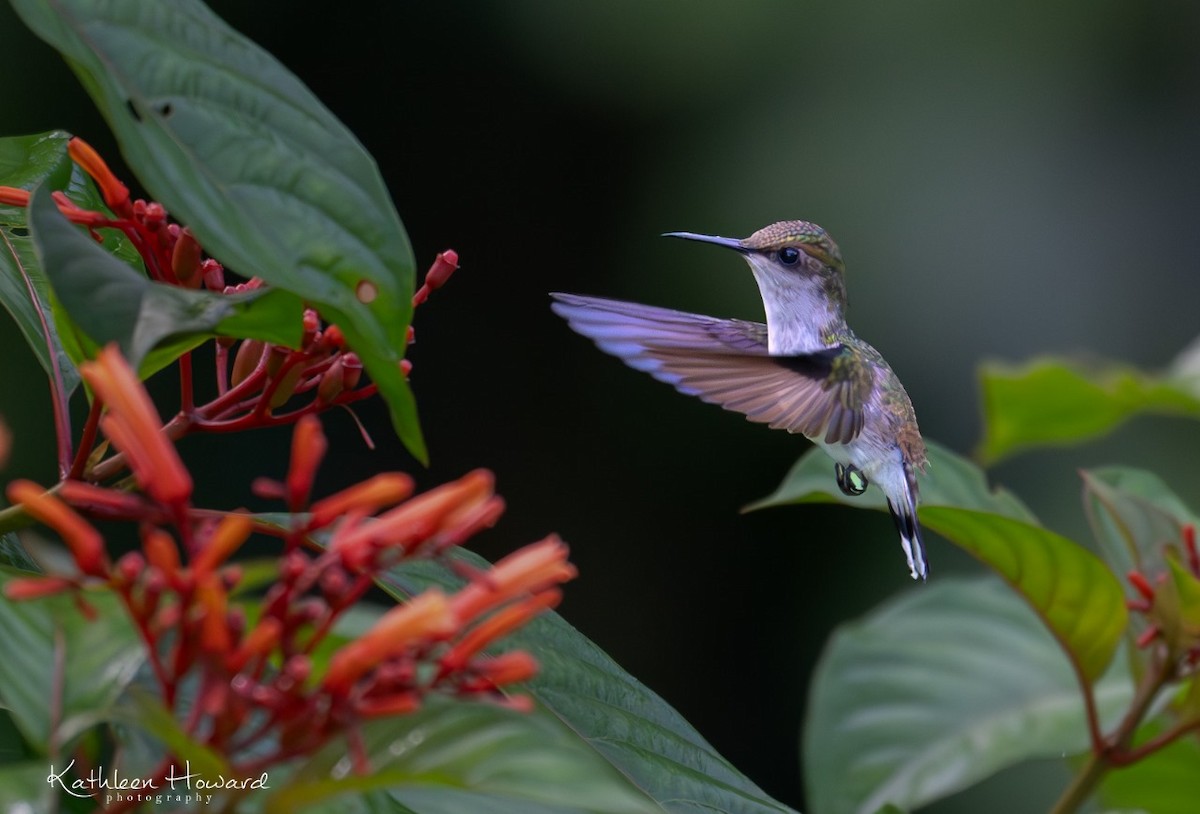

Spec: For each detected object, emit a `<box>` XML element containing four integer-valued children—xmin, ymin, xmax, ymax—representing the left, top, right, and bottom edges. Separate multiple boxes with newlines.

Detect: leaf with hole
<box><xmin>11</xmin><ymin>0</ymin><xmax>426</xmax><ymax>460</ymax></box>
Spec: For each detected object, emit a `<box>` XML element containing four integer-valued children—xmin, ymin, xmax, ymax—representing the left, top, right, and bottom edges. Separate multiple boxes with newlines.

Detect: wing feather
<box><xmin>551</xmin><ymin>293</ymin><xmax>871</xmax><ymax>443</ymax></box>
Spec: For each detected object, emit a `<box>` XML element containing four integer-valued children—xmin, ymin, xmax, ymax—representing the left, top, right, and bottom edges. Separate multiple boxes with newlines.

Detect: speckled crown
<box><xmin>741</xmin><ymin>220</ymin><xmax>844</xmax><ymax>270</ymax></box>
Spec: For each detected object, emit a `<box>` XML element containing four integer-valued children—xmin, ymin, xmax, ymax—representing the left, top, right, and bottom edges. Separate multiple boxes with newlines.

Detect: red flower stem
<box><xmin>9</xmin><ymin>229</ymin><xmax>77</xmax><ymax>477</ymax></box>
<box><xmin>1050</xmin><ymin>653</ymin><xmax>1174</xmax><ymax>814</ymax></box>
<box><xmin>115</xmin><ymin>585</ymin><xmax>176</xmax><ymax>704</ymax></box>
<box><xmin>189</xmin><ymin>385</ymin><xmax>378</xmax><ymax>433</ymax></box>
<box><xmin>1111</xmin><ymin>715</ymin><xmax>1200</xmax><ymax>765</ymax></box>
<box><xmin>179</xmin><ymin>351</ymin><xmax>195</xmax><ymax>414</ymax></box>
<box><xmin>195</xmin><ymin>363</ymin><xmax>270</xmax><ymax>420</ymax></box>
<box><xmin>215</xmin><ymin>342</ymin><xmax>231</xmax><ymax>396</ymax></box>
<box><xmin>67</xmin><ymin>395</ymin><xmax>104</xmax><ymax>481</ymax></box>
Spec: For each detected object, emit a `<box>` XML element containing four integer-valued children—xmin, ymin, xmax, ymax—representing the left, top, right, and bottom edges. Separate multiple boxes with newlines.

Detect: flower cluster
<box><xmin>1125</xmin><ymin>524</ymin><xmax>1200</xmax><ymax>666</ymax></box>
<box><xmin>5</xmin><ymin>348</ymin><xmax>575</xmax><ymax>787</ymax></box>
<box><xmin>0</xmin><ymin>136</ymin><xmax>460</xmax><ymax>472</ymax></box>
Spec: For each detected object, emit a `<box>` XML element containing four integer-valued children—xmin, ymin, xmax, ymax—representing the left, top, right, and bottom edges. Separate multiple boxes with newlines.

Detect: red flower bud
<box><xmin>171</xmin><ymin>228</ymin><xmax>203</xmax><ymax>287</ymax></box>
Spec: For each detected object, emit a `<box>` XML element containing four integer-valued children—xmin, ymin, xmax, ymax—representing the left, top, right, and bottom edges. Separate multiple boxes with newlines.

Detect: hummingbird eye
<box><xmin>777</xmin><ymin>246</ymin><xmax>802</xmax><ymax>266</ymax></box>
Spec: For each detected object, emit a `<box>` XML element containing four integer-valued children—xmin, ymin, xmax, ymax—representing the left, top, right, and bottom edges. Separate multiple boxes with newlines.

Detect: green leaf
<box><xmin>977</xmin><ymin>358</ymin><xmax>1200</xmax><ymax>464</ymax></box>
<box><xmin>11</xmin><ymin>0</ymin><xmax>425</xmax><ymax>460</ymax></box>
<box><xmin>1096</xmin><ymin>723</ymin><xmax>1200</xmax><ymax>814</ymax></box>
<box><xmin>804</xmin><ymin>577</ymin><xmax>1134</xmax><ymax>814</ymax></box>
<box><xmin>750</xmin><ymin>444</ymin><xmax>1127</xmax><ymax>684</ymax></box>
<box><xmin>921</xmin><ymin>506</ymin><xmax>1128</xmax><ymax>683</ymax></box>
<box><xmin>266</xmin><ymin>700</ymin><xmax>660</xmax><ymax>814</ymax></box>
<box><xmin>0</xmin><ymin>531</ymin><xmax>40</xmax><ymax>572</ymax></box>
<box><xmin>0</xmin><ymin>566</ymin><xmax>144</xmax><ymax>750</ymax></box>
<box><xmin>0</xmin><ymin>131</ymin><xmax>85</xmax><ymax>396</ymax></box>
<box><xmin>28</xmin><ymin>184</ymin><xmax>303</xmax><ymax>369</ymax></box>
<box><xmin>1082</xmin><ymin>467</ymin><xmax>1196</xmax><ymax>585</ymax></box>
<box><xmin>746</xmin><ymin>439</ymin><xmax>1035</xmax><ymax>522</ymax></box>
<box><xmin>108</xmin><ymin>688</ymin><xmax>231</xmax><ymax>780</ymax></box>
<box><xmin>0</xmin><ymin>761</ymin><xmax>62</xmax><ymax>813</ymax></box>
<box><xmin>244</xmin><ymin>511</ymin><xmax>796</xmax><ymax>813</ymax></box>
<box><xmin>379</xmin><ymin>554</ymin><xmax>797</xmax><ymax>814</ymax></box>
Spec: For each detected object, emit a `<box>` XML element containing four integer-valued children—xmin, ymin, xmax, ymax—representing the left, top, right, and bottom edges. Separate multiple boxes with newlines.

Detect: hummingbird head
<box><xmin>664</xmin><ymin>220</ymin><xmax>848</xmax><ymax>354</ymax></box>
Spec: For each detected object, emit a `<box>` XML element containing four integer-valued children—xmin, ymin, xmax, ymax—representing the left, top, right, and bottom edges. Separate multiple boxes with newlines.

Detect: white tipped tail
<box><xmin>887</xmin><ymin>465</ymin><xmax>927</xmax><ymax>580</ymax></box>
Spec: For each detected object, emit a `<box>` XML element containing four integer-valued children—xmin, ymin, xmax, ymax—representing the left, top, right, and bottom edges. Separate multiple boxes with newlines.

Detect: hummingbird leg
<box><xmin>835</xmin><ymin>462</ymin><xmax>868</xmax><ymax>496</ymax></box>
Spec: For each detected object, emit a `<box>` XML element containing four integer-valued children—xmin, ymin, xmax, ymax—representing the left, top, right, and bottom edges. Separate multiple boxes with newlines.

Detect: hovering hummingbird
<box><xmin>550</xmin><ymin>220</ymin><xmax>929</xmax><ymax>579</ymax></box>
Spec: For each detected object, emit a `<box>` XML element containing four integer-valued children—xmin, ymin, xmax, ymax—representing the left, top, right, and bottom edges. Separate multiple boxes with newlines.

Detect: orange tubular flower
<box><xmin>196</xmin><ymin>573</ymin><xmax>232</xmax><ymax>654</ymax></box>
<box><xmin>331</xmin><ymin>470</ymin><xmax>495</xmax><ymax>568</ymax></box>
<box><xmin>323</xmin><ymin>590</ymin><xmax>457</xmax><ymax>694</ymax></box>
<box><xmin>357</xmin><ymin>692</ymin><xmax>421</xmax><ymax>718</ymax></box>
<box><xmin>80</xmin><ymin>345</ymin><xmax>192</xmax><ymax>508</ymax></box>
<box><xmin>308</xmin><ymin>473</ymin><xmax>415</xmax><ymax>529</ymax></box>
<box><xmin>67</xmin><ymin>137</ymin><xmax>130</xmax><ymax>212</ymax></box>
<box><xmin>451</xmin><ymin>535</ymin><xmax>577</xmax><ymax>623</ymax></box>
<box><xmin>192</xmin><ymin>514</ymin><xmax>254</xmax><ymax>576</ymax></box>
<box><xmin>0</xmin><ymin>186</ymin><xmax>31</xmax><ymax>207</ymax></box>
<box><xmin>7</xmin><ymin>480</ymin><xmax>107</xmax><ymax>577</ymax></box>
<box><xmin>4</xmin><ymin>575</ymin><xmax>77</xmax><ymax>600</ymax></box>
<box><xmin>286</xmin><ymin>414</ymin><xmax>328</xmax><ymax>510</ymax></box>
<box><xmin>142</xmin><ymin>528</ymin><xmax>181</xmax><ymax>575</ymax></box>
<box><xmin>228</xmin><ymin>617</ymin><xmax>284</xmax><ymax>672</ymax></box>
<box><xmin>467</xmin><ymin>651</ymin><xmax>539</xmax><ymax>688</ymax></box>
<box><xmin>440</xmin><ymin>590</ymin><xmax>561</xmax><ymax>672</ymax></box>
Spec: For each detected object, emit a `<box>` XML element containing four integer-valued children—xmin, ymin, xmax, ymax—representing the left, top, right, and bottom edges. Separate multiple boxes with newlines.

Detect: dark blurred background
<box><xmin>3</xmin><ymin>2</ymin><xmax>1200</xmax><ymax>811</ymax></box>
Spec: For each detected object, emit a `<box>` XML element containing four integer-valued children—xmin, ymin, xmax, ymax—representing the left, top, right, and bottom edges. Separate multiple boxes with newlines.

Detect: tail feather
<box><xmin>887</xmin><ymin>469</ymin><xmax>927</xmax><ymax>580</ymax></box>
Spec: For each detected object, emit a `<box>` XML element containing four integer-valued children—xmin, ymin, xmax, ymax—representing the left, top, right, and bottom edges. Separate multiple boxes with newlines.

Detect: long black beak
<box><xmin>661</xmin><ymin>232</ymin><xmax>747</xmax><ymax>253</ymax></box>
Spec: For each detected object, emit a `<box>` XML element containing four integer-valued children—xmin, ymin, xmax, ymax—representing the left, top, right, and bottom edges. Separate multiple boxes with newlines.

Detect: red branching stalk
<box><xmin>1</xmin><ymin>138</ymin><xmax>458</xmax><ymax>484</ymax></box>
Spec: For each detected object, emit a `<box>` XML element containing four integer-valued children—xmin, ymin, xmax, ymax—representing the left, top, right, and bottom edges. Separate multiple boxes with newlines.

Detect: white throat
<box><xmin>749</xmin><ymin>267</ymin><xmax>841</xmax><ymax>355</ymax></box>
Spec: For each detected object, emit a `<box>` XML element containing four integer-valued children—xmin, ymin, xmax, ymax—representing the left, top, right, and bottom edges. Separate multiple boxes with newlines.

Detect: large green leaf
<box><xmin>976</xmin><ymin>358</ymin><xmax>1200</xmax><ymax>464</ymax></box>
<box><xmin>11</xmin><ymin>0</ymin><xmax>426</xmax><ymax>461</ymax></box>
<box><xmin>265</xmin><ymin>701</ymin><xmax>660</xmax><ymax>814</ymax></box>
<box><xmin>0</xmin><ymin>566</ymin><xmax>144</xmax><ymax>749</ymax></box>
<box><xmin>750</xmin><ymin>441</ymin><xmax>1127</xmax><ymax>684</ymax></box>
<box><xmin>227</xmin><ymin>515</ymin><xmax>794</xmax><ymax>812</ymax></box>
<box><xmin>921</xmin><ymin>506</ymin><xmax>1128</xmax><ymax>684</ymax></box>
<box><xmin>745</xmin><ymin>439</ymin><xmax>1034</xmax><ymax>522</ymax></box>
<box><xmin>380</xmin><ymin>554</ymin><xmax>797</xmax><ymax>814</ymax></box>
<box><xmin>28</xmin><ymin>183</ymin><xmax>303</xmax><ymax>369</ymax></box>
<box><xmin>804</xmin><ymin>577</ymin><xmax>1133</xmax><ymax>814</ymax></box>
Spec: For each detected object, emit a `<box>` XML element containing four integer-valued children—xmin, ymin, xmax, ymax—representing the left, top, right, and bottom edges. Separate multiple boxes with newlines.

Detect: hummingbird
<box><xmin>550</xmin><ymin>220</ymin><xmax>929</xmax><ymax>579</ymax></box>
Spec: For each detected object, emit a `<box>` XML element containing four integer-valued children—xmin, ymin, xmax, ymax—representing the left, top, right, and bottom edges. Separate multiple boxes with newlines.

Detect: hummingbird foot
<box><xmin>835</xmin><ymin>462</ymin><xmax>868</xmax><ymax>496</ymax></box>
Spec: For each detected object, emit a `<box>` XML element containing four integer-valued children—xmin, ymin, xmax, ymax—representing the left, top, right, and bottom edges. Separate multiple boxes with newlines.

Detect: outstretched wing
<box><xmin>550</xmin><ymin>293</ymin><xmax>871</xmax><ymax>444</ymax></box>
